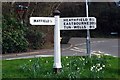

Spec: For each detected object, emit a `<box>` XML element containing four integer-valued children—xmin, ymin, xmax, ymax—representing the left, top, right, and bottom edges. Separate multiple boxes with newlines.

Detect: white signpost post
<box><xmin>30</xmin><ymin>10</ymin><xmax>96</xmax><ymax>73</ymax></box>
<box><xmin>53</xmin><ymin>10</ymin><xmax>62</xmax><ymax>73</ymax></box>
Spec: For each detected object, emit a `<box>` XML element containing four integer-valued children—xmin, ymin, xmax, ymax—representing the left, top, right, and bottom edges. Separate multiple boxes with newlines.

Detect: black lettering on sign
<box><xmin>47</xmin><ymin>20</ymin><xmax>49</xmax><ymax>22</ymax></box>
<box><xmin>90</xmin><ymin>26</ymin><xmax>92</xmax><ymax>28</ymax></box>
<box><xmin>64</xmin><ymin>22</ymin><xmax>66</xmax><ymax>25</ymax></box>
<box><xmin>37</xmin><ymin>20</ymin><xmax>39</xmax><ymax>22</ymax></box>
<box><xmin>90</xmin><ymin>26</ymin><xmax>94</xmax><ymax>28</ymax></box>
<box><xmin>64</xmin><ymin>26</ymin><xmax>67</xmax><ymax>29</ymax></box>
<box><xmin>66</xmin><ymin>22</ymin><xmax>69</xmax><ymax>25</ymax></box>
<box><xmin>75</xmin><ymin>22</ymin><xmax>80</xmax><ymax>25</ymax></box>
<box><xmin>85</xmin><ymin>18</ymin><xmax>88</xmax><ymax>21</ymax></box>
<box><xmin>64</xmin><ymin>26</ymin><xmax>71</xmax><ymax>29</ymax></box>
<box><xmin>84</xmin><ymin>26</ymin><xmax>86</xmax><ymax>28</ymax></box>
<box><xmin>79</xmin><ymin>19</ymin><xmax>82</xmax><ymax>21</ymax></box>
<box><xmin>81</xmin><ymin>22</ymin><xmax>84</xmax><ymax>25</ymax></box>
<box><xmin>40</xmin><ymin>20</ymin><xmax>42</xmax><ymax>22</ymax></box>
<box><xmin>64</xmin><ymin>19</ymin><xmax>68</xmax><ymax>21</ymax></box>
<box><xmin>71</xmin><ymin>22</ymin><xmax>74</xmax><ymax>25</ymax></box>
<box><xmin>74</xmin><ymin>22</ymin><xmax>77</xmax><ymax>25</ymax></box>
<box><xmin>50</xmin><ymin>20</ymin><xmax>52</xmax><ymax>23</ymax></box>
<box><xmin>34</xmin><ymin>20</ymin><xmax>36</xmax><ymax>22</ymax></box>
<box><xmin>35</xmin><ymin>20</ymin><xmax>38</xmax><ymax>22</ymax></box>
<box><xmin>78</xmin><ymin>26</ymin><xmax>81</xmax><ymax>28</ymax></box>
<box><xmin>69</xmin><ymin>19</ymin><xmax>74</xmax><ymax>21</ymax></box>
<box><xmin>82</xmin><ymin>18</ymin><xmax>88</xmax><ymax>21</ymax></box>
<box><xmin>68</xmin><ymin>26</ymin><xmax>71</xmax><ymax>29</ymax></box>
<box><xmin>86</xmin><ymin>22</ymin><xmax>89</xmax><ymax>25</ymax></box>
<box><xmin>34</xmin><ymin>19</ymin><xmax>52</xmax><ymax>23</ymax></box>
<box><xmin>90</xmin><ymin>22</ymin><xmax>95</xmax><ymax>25</ymax></box>
<box><xmin>74</xmin><ymin>26</ymin><xmax>77</xmax><ymax>28</ymax></box>
<box><xmin>74</xmin><ymin>22</ymin><xmax>76</xmax><ymax>25</ymax></box>
<box><xmin>83</xmin><ymin>22</ymin><xmax>87</xmax><ymax>25</ymax></box>
<box><xmin>43</xmin><ymin>20</ymin><xmax>45</xmax><ymax>22</ymax></box>
<box><xmin>46</xmin><ymin>20</ymin><xmax>49</xmax><ymax>23</ymax></box>
<box><xmin>89</xmin><ymin>18</ymin><xmax>94</xmax><ymax>21</ymax></box>
<box><xmin>64</xmin><ymin>22</ymin><xmax>68</xmax><ymax>25</ymax></box>
<box><xmin>74</xmin><ymin>19</ymin><xmax>77</xmax><ymax>21</ymax></box>
<box><xmin>81</xmin><ymin>26</ymin><xmax>84</xmax><ymax>29</ymax></box>
<box><xmin>68</xmin><ymin>22</ymin><xmax>71</xmax><ymax>25</ymax></box>
<box><xmin>89</xmin><ymin>18</ymin><xmax>92</xmax><ymax>21</ymax></box>
<box><xmin>81</xmin><ymin>26</ymin><xmax>84</xmax><ymax>28</ymax></box>
<box><xmin>76</xmin><ymin>19</ymin><xmax>79</xmax><ymax>21</ymax></box>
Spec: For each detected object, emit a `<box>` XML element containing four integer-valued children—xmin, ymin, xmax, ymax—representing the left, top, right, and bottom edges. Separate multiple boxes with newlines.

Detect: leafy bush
<box><xmin>25</xmin><ymin>29</ymin><xmax>46</xmax><ymax>49</ymax></box>
<box><xmin>2</xmin><ymin>15</ymin><xmax>28</xmax><ymax>53</ymax></box>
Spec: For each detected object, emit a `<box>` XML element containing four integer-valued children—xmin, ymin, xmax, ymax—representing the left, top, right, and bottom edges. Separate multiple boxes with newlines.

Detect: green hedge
<box><xmin>2</xmin><ymin>15</ymin><xmax>46</xmax><ymax>54</ymax></box>
<box><xmin>2</xmin><ymin>15</ymin><xmax>28</xmax><ymax>53</ymax></box>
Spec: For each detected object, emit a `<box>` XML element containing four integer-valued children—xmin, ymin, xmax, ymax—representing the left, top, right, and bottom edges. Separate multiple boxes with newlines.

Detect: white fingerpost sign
<box><xmin>60</xmin><ymin>17</ymin><xmax>96</xmax><ymax>30</ymax></box>
<box><xmin>30</xmin><ymin>17</ymin><xmax>55</xmax><ymax>25</ymax></box>
<box><xmin>29</xmin><ymin>9</ymin><xmax>97</xmax><ymax>73</ymax></box>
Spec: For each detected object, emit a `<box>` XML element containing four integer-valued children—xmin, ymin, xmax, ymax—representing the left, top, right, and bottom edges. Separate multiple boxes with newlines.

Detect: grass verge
<box><xmin>2</xmin><ymin>54</ymin><xmax>120</xmax><ymax>79</ymax></box>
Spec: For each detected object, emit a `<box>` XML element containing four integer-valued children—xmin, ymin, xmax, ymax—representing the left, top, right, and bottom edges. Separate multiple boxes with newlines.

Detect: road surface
<box><xmin>62</xmin><ymin>38</ymin><xmax>118</xmax><ymax>57</ymax></box>
<box><xmin>2</xmin><ymin>38</ymin><xmax>119</xmax><ymax>60</ymax></box>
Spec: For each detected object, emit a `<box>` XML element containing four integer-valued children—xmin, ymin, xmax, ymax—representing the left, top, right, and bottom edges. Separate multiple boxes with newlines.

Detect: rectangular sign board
<box><xmin>30</xmin><ymin>17</ymin><xmax>55</xmax><ymax>25</ymax></box>
<box><xmin>60</xmin><ymin>17</ymin><xmax>96</xmax><ymax>30</ymax></box>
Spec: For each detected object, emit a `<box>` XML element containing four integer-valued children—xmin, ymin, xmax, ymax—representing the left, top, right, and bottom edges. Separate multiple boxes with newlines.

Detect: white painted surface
<box><xmin>30</xmin><ymin>17</ymin><xmax>55</xmax><ymax>25</ymax></box>
<box><xmin>53</xmin><ymin>15</ymin><xmax>62</xmax><ymax>68</ymax></box>
<box><xmin>60</xmin><ymin>17</ymin><xmax>96</xmax><ymax>30</ymax></box>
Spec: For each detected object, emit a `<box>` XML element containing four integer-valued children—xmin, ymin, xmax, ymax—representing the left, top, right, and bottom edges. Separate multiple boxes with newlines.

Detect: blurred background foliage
<box><xmin>2</xmin><ymin>2</ymin><xmax>120</xmax><ymax>54</ymax></box>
